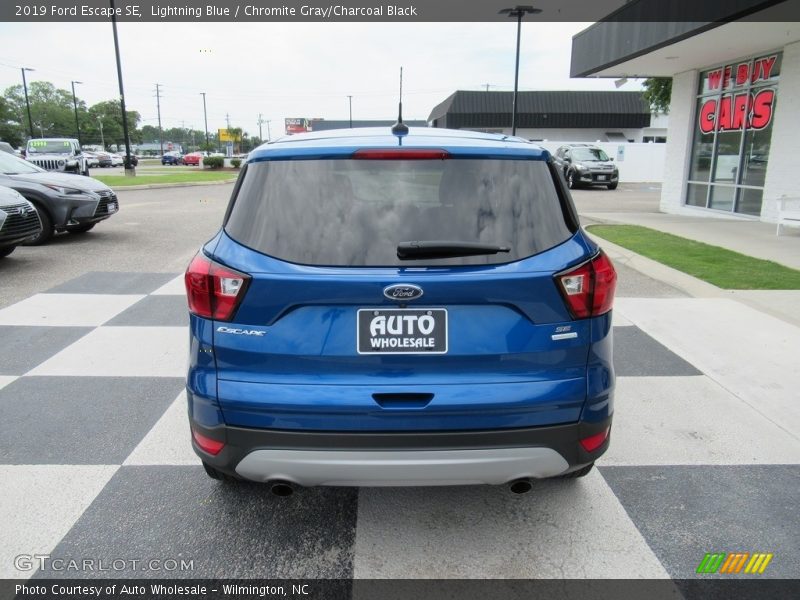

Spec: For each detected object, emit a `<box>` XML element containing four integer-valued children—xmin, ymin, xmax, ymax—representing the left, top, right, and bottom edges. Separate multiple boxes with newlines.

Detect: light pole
<box><xmin>347</xmin><ymin>95</ymin><xmax>353</xmax><ymax>128</ymax></box>
<box><xmin>98</xmin><ymin>118</ymin><xmax>105</xmax><ymax>149</ymax></box>
<box><xmin>499</xmin><ymin>5</ymin><xmax>541</xmax><ymax>136</ymax></box>
<box><xmin>110</xmin><ymin>0</ymin><xmax>135</xmax><ymax>175</ymax></box>
<box><xmin>20</xmin><ymin>67</ymin><xmax>35</xmax><ymax>139</ymax></box>
<box><xmin>71</xmin><ymin>80</ymin><xmax>83</xmax><ymax>145</ymax></box>
<box><xmin>200</xmin><ymin>92</ymin><xmax>209</xmax><ymax>150</ymax></box>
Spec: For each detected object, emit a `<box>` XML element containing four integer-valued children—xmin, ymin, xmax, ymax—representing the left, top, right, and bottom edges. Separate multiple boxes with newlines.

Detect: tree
<box><xmin>642</xmin><ymin>78</ymin><xmax>672</xmax><ymax>114</ymax></box>
<box><xmin>83</xmin><ymin>100</ymin><xmax>141</xmax><ymax>149</ymax></box>
<box><xmin>3</xmin><ymin>81</ymin><xmax>83</xmax><ymax>138</ymax></box>
<box><xmin>0</xmin><ymin>95</ymin><xmax>25</xmax><ymax>147</ymax></box>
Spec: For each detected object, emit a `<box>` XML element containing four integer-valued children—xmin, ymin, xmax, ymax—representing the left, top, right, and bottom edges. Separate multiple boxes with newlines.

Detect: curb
<box><xmin>105</xmin><ymin>179</ymin><xmax>237</xmax><ymax>191</ymax></box>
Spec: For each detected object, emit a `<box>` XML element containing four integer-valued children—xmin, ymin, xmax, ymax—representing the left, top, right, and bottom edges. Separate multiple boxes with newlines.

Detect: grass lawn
<box><xmin>586</xmin><ymin>224</ymin><xmax>800</xmax><ymax>290</ymax></box>
<box><xmin>94</xmin><ymin>171</ymin><xmax>238</xmax><ymax>187</ymax></box>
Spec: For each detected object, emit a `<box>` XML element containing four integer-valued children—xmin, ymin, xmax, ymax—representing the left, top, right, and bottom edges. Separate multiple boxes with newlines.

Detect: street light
<box><xmin>71</xmin><ymin>80</ymin><xmax>83</xmax><ymax>145</ymax></box>
<box><xmin>200</xmin><ymin>92</ymin><xmax>209</xmax><ymax>150</ymax></box>
<box><xmin>20</xmin><ymin>67</ymin><xmax>35</xmax><ymax>139</ymax></box>
<box><xmin>499</xmin><ymin>5</ymin><xmax>541</xmax><ymax>136</ymax></box>
<box><xmin>109</xmin><ymin>0</ymin><xmax>134</xmax><ymax>175</ymax></box>
<box><xmin>97</xmin><ymin>118</ymin><xmax>105</xmax><ymax>149</ymax></box>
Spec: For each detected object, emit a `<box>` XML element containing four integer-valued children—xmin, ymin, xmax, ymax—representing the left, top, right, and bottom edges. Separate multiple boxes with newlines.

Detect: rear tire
<box><xmin>202</xmin><ymin>462</ymin><xmax>240</xmax><ymax>482</ymax></box>
<box><xmin>607</xmin><ymin>183</ymin><xmax>618</xmax><ymax>190</ymax></box>
<box><xmin>0</xmin><ymin>246</ymin><xmax>16</xmax><ymax>258</ymax></box>
<box><xmin>557</xmin><ymin>463</ymin><xmax>594</xmax><ymax>479</ymax></box>
<box><xmin>24</xmin><ymin>205</ymin><xmax>54</xmax><ymax>246</ymax></box>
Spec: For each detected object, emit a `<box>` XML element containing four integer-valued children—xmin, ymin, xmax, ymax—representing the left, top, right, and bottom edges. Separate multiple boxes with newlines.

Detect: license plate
<box><xmin>597</xmin><ymin>175</ymin><xmax>607</xmax><ymax>181</ymax></box>
<box><xmin>357</xmin><ymin>308</ymin><xmax>448</xmax><ymax>354</ymax></box>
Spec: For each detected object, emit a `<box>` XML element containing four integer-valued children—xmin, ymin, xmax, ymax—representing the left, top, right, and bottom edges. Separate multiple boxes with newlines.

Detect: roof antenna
<box><xmin>391</xmin><ymin>66</ymin><xmax>409</xmax><ymax>136</ymax></box>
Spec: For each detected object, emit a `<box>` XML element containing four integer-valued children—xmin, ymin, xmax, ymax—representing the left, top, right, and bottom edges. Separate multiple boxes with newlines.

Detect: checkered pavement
<box><xmin>1</xmin><ymin>268</ymin><xmax>798</xmax><ymax>580</ymax></box>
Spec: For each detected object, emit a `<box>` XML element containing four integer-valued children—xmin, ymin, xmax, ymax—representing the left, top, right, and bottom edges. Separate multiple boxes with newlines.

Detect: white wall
<box><xmin>536</xmin><ymin>141</ymin><xmax>665</xmax><ymax>183</ymax></box>
<box><xmin>660</xmin><ymin>70</ymin><xmax>698</xmax><ymax>214</ymax></box>
<box><xmin>761</xmin><ymin>40</ymin><xmax>800</xmax><ymax>221</ymax></box>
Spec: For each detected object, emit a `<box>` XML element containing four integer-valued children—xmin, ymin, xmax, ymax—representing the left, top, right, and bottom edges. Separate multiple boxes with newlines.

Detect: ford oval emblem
<box><xmin>383</xmin><ymin>284</ymin><xmax>424</xmax><ymax>302</ymax></box>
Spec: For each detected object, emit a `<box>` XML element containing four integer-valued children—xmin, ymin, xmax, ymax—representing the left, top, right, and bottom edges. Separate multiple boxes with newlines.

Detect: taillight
<box><xmin>580</xmin><ymin>427</ymin><xmax>610</xmax><ymax>453</ymax></box>
<box><xmin>192</xmin><ymin>428</ymin><xmax>224</xmax><ymax>455</ymax></box>
<box><xmin>184</xmin><ymin>253</ymin><xmax>250</xmax><ymax>321</ymax></box>
<box><xmin>556</xmin><ymin>250</ymin><xmax>617</xmax><ymax>319</ymax></box>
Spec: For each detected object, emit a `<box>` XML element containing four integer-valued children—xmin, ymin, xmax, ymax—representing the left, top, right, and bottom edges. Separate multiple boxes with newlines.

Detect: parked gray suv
<box><xmin>0</xmin><ymin>151</ymin><xmax>117</xmax><ymax>245</ymax></box>
<box><xmin>0</xmin><ymin>186</ymin><xmax>41</xmax><ymax>258</ymax></box>
<box><xmin>553</xmin><ymin>144</ymin><xmax>619</xmax><ymax>190</ymax></box>
<box><xmin>25</xmin><ymin>138</ymin><xmax>89</xmax><ymax>177</ymax></box>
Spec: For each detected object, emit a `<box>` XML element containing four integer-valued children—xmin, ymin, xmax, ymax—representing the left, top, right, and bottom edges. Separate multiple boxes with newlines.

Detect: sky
<box><xmin>0</xmin><ymin>21</ymin><xmax>643</xmax><ymax>139</ymax></box>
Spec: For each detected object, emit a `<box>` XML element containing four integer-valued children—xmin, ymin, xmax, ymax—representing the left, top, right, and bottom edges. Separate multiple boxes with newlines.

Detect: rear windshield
<box><xmin>225</xmin><ymin>158</ymin><xmax>572</xmax><ymax>267</ymax></box>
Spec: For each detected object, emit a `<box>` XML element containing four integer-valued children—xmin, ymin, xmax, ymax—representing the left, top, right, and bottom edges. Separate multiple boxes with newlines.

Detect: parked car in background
<box><xmin>83</xmin><ymin>151</ymin><xmax>100</xmax><ymax>168</ymax></box>
<box><xmin>553</xmin><ymin>144</ymin><xmax>619</xmax><ymax>190</ymax></box>
<box><xmin>25</xmin><ymin>138</ymin><xmax>89</xmax><ymax>177</ymax></box>
<box><xmin>162</xmin><ymin>152</ymin><xmax>184</xmax><ymax>166</ymax></box>
<box><xmin>0</xmin><ymin>151</ymin><xmax>118</xmax><ymax>245</ymax></box>
<box><xmin>185</xmin><ymin>127</ymin><xmax>617</xmax><ymax>492</ymax></box>
<box><xmin>93</xmin><ymin>151</ymin><xmax>113</xmax><ymax>168</ymax></box>
<box><xmin>0</xmin><ymin>186</ymin><xmax>42</xmax><ymax>258</ymax></box>
<box><xmin>182</xmin><ymin>152</ymin><xmax>202</xmax><ymax>166</ymax></box>
<box><xmin>0</xmin><ymin>141</ymin><xmax>18</xmax><ymax>156</ymax></box>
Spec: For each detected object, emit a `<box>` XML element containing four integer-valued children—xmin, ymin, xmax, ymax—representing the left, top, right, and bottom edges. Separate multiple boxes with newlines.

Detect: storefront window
<box><xmin>687</xmin><ymin>52</ymin><xmax>781</xmax><ymax>216</ymax></box>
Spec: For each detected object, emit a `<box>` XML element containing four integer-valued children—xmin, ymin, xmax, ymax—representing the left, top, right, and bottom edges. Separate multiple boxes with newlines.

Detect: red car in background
<box><xmin>183</xmin><ymin>152</ymin><xmax>203</xmax><ymax>166</ymax></box>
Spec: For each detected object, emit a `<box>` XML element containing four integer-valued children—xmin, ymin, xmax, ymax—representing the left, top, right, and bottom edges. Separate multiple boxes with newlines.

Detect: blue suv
<box><xmin>185</xmin><ymin>127</ymin><xmax>617</xmax><ymax>493</ymax></box>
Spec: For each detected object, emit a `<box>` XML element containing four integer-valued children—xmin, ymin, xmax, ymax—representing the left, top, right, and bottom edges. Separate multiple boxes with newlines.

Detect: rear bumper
<box><xmin>190</xmin><ymin>415</ymin><xmax>612</xmax><ymax>486</ymax></box>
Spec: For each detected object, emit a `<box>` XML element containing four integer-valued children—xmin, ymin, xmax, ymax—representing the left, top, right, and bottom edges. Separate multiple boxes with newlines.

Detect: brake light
<box><xmin>185</xmin><ymin>253</ymin><xmax>250</xmax><ymax>321</ymax></box>
<box><xmin>352</xmin><ymin>148</ymin><xmax>450</xmax><ymax>160</ymax></box>
<box><xmin>556</xmin><ymin>250</ymin><xmax>617</xmax><ymax>319</ymax></box>
<box><xmin>580</xmin><ymin>427</ymin><xmax>610</xmax><ymax>453</ymax></box>
<box><xmin>192</xmin><ymin>428</ymin><xmax>225</xmax><ymax>455</ymax></box>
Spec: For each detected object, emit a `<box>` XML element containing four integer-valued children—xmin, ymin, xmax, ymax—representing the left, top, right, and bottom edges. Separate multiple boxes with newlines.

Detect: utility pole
<box><xmin>483</xmin><ymin>83</ymin><xmax>491</xmax><ymax>92</ymax></box>
<box><xmin>71</xmin><ymin>81</ymin><xmax>83</xmax><ymax>145</ymax></box>
<box><xmin>347</xmin><ymin>95</ymin><xmax>353</xmax><ymax>128</ymax></box>
<box><xmin>155</xmin><ymin>83</ymin><xmax>164</xmax><ymax>156</ymax></box>
<box><xmin>225</xmin><ymin>113</ymin><xmax>231</xmax><ymax>129</ymax></box>
<box><xmin>98</xmin><ymin>119</ymin><xmax>104</xmax><ymax>149</ymax></box>
<box><xmin>110</xmin><ymin>0</ymin><xmax>134</xmax><ymax>174</ymax></box>
<box><xmin>21</xmin><ymin>67</ymin><xmax>35</xmax><ymax>139</ymax></box>
<box><xmin>257</xmin><ymin>113</ymin><xmax>264</xmax><ymax>142</ymax></box>
<box><xmin>200</xmin><ymin>92</ymin><xmax>209</xmax><ymax>150</ymax></box>
<box><xmin>499</xmin><ymin>5</ymin><xmax>542</xmax><ymax>136</ymax></box>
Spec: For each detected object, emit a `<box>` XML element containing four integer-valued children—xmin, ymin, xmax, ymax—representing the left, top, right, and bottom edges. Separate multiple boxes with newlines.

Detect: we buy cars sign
<box><xmin>698</xmin><ymin>55</ymin><xmax>778</xmax><ymax>134</ymax></box>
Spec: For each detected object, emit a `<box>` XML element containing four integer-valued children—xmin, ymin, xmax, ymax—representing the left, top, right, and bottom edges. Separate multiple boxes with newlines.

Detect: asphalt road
<box><xmin>0</xmin><ymin>182</ymin><xmax>234</xmax><ymax>309</ymax></box>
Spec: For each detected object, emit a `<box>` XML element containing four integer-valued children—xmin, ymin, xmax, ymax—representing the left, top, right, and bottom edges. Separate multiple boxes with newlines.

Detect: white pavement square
<box><xmin>0</xmin><ymin>294</ymin><xmax>144</xmax><ymax>327</ymax></box>
<box><xmin>605</xmin><ymin>376</ymin><xmax>800</xmax><ymax>466</ymax></box>
<box><xmin>27</xmin><ymin>326</ymin><xmax>189</xmax><ymax>377</ymax></box>
<box><xmin>353</xmin><ymin>470</ymin><xmax>669</xmax><ymax>579</ymax></box>
<box><xmin>0</xmin><ymin>465</ymin><xmax>118</xmax><ymax>579</ymax></box>
<box><xmin>615</xmin><ymin>297</ymin><xmax>800</xmax><ymax>435</ymax></box>
<box><xmin>124</xmin><ymin>391</ymin><xmax>200</xmax><ymax>466</ymax></box>
<box><xmin>150</xmin><ymin>275</ymin><xmax>186</xmax><ymax>296</ymax></box>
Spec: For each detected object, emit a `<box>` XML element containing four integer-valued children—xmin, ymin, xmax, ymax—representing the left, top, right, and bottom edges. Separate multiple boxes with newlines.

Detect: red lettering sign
<box><xmin>705</xmin><ymin>55</ymin><xmax>778</xmax><ymax>91</ymax></box>
<box><xmin>698</xmin><ymin>89</ymin><xmax>776</xmax><ymax>133</ymax></box>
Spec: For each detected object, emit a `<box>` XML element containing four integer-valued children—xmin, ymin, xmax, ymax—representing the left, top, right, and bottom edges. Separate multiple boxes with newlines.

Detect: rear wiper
<box><xmin>397</xmin><ymin>241</ymin><xmax>511</xmax><ymax>260</ymax></box>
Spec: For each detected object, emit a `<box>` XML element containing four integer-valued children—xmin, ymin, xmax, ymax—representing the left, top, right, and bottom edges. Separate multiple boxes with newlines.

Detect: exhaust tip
<box><xmin>509</xmin><ymin>479</ymin><xmax>533</xmax><ymax>494</ymax></box>
<box><xmin>270</xmin><ymin>481</ymin><xmax>295</xmax><ymax>497</ymax></box>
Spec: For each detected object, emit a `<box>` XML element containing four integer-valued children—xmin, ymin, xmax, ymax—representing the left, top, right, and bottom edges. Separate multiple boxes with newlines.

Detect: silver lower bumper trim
<box><xmin>234</xmin><ymin>447</ymin><xmax>569</xmax><ymax>486</ymax></box>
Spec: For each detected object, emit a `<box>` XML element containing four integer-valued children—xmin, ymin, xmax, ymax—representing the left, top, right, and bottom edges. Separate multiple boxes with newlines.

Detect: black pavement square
<box><xmin>37</xmin><ymin>465</ymin><xmax>358</xmax><ymax>579</ymax></box>
<box><xmin>0</xmin><ymin>326</ymin><xmax>92</xmax><ymax>375</ymax></box>
<box><xmin>45</xmin><ymin>272</ymin><xmax>178</xmax><ymax>295</ymax></box>
<box><xmin>613</xmin><ymin>326</ymin><xmax>702</xmax><ymax>377</ymax></box>
<box><xmin>105</xmin><ymin>295</ymin><xmax>189</xmax><ymax>327</ymax></box>
<box><xmin>0</xmin><ymin>376</ymin><xmax>184</xmax><ymax>464</ymax></box>
<box><xmin>600</xmin><ymin>465</ymin><xmax>800</xmax><ymax>579</ymax></box>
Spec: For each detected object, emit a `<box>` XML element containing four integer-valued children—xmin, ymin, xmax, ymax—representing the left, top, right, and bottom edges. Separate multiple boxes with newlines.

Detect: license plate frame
<box><xmin>357</xmin><ymin>308</ymin><xmax>448</xmax><ymax>355</ymax></box>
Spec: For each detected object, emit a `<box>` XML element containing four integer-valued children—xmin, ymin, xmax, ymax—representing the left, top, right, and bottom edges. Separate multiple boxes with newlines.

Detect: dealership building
<box><xmin>571</xmin><ymin>1</ymin><xmax>800</xmax><ymax>221</ymax></box>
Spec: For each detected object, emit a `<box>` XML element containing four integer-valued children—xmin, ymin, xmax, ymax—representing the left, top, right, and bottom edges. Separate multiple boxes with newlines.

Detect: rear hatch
<box><xmin>203</xmin><ymin>146</ymin><xmax>596</xmax><ymax>431</ymax></box>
